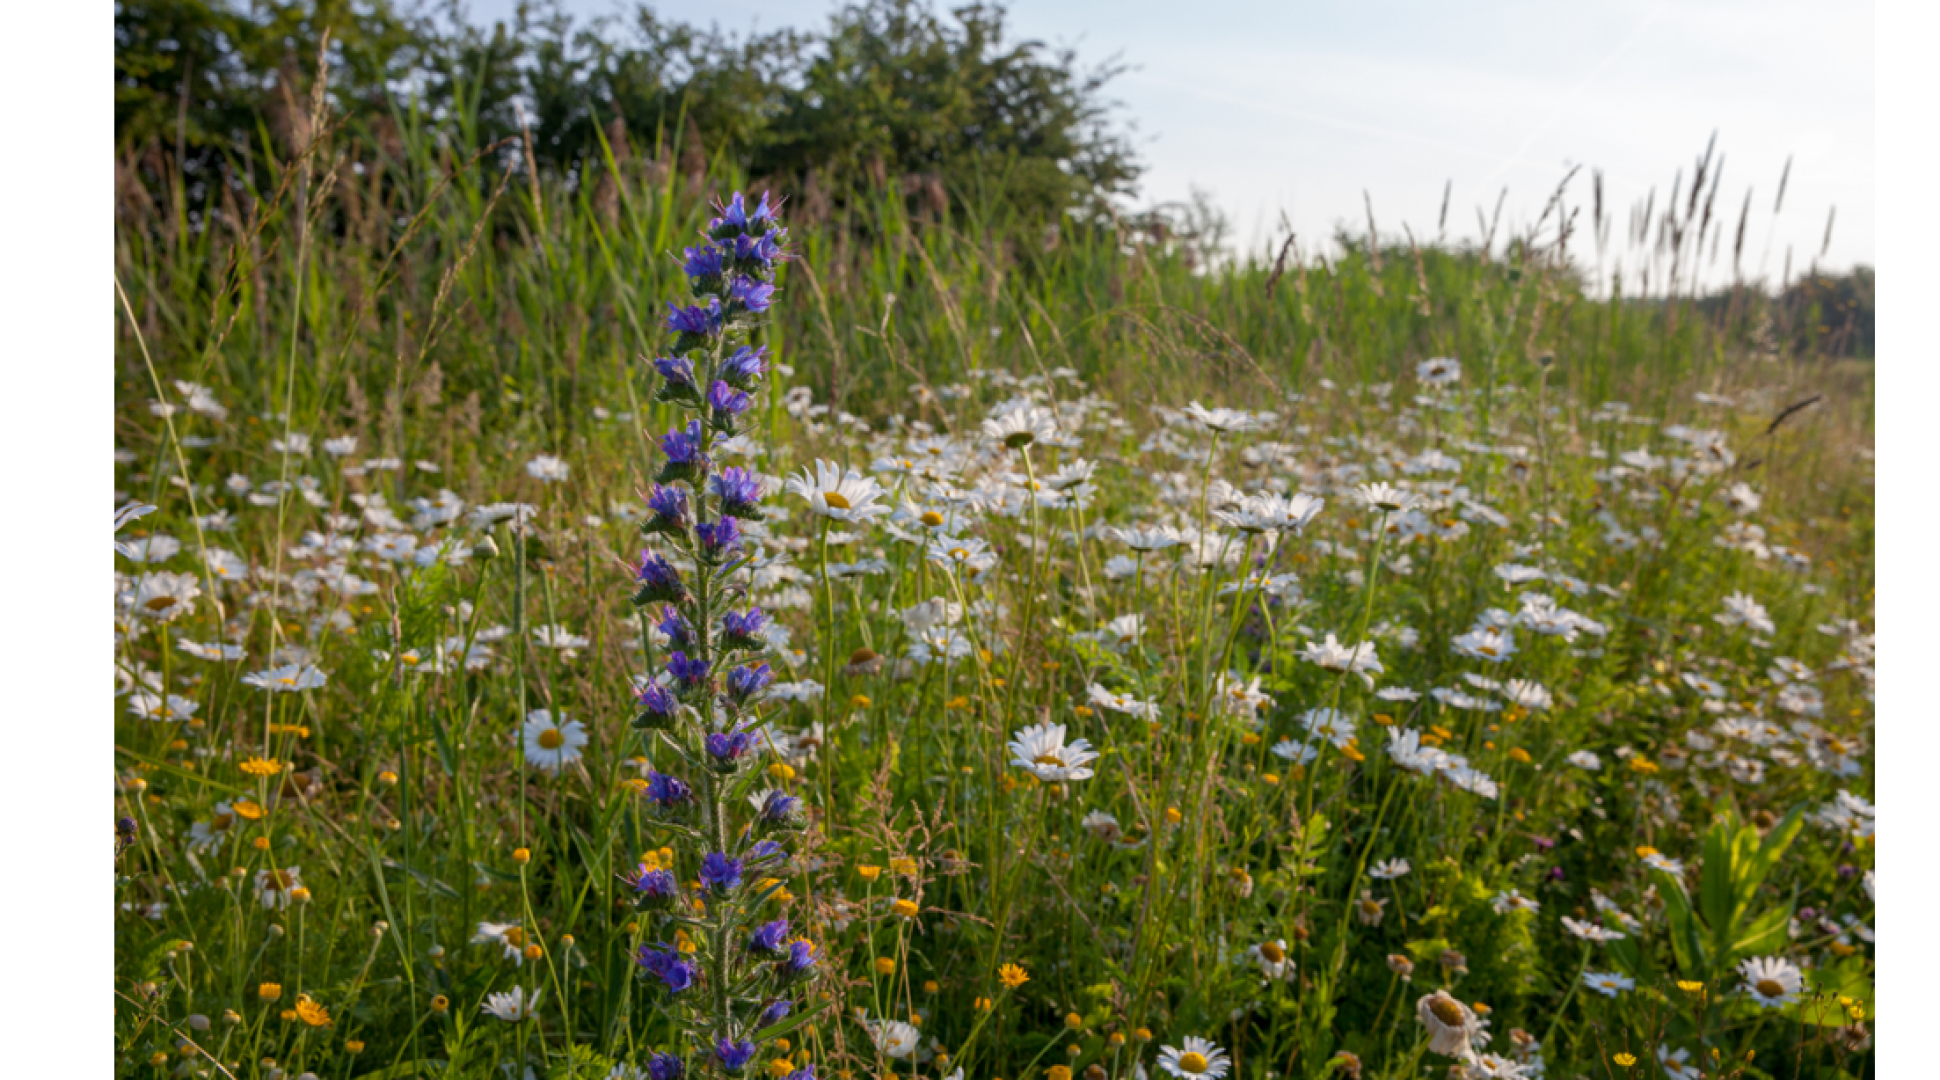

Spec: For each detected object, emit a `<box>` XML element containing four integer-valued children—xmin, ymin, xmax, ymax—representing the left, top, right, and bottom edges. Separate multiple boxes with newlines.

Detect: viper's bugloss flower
<box><xmin>705</xmin><ymin>728</ymin><xmax>756</xmax><ymax>767</ymax></box>
<box><xmin>644</xmin><ymin>769</ymin><xmax>693</xmax><ymax>808</ymax></box>
<box><xmin>708</xmin><ymin>381</ymin><xmax>752</xmax><ymax>428</ymax></box>
<box><xmin>654</xmin><ymin>356</ymin><xmax>700</xmax><ymax>395</ymax></box>
<box><xmin>635</xmin><ymin>682</ymin><xmax>680</xmax><ymax>730</ymax></box>
<box><xmin>781</xmin><ymin>937</ymin><xmax>818</xmax><ymax>978</ymax></box>
<box><xmin>717</xmin><ymin>346</ymin><xmax>770</xmax><ymax>390</ymax></box>
<box><xmin>782</xmin><ymin>1065</ymin><xmax>815</xmax><ymax>1080</ymax></box>
<box><xmin>714</xmin><ymin>1037</ymin><xmax>758</xmax><ymax>1073</ymax></box>
<box><xmin>633</xmin><ymin>552</ymin><xmax>688</xmax><ymax>606</ymax></box>
<box><xmin>748</xmin><ymin>919</ymin><xmax>790</xmax><ymax>954</ymax></box>
<box><xmin>760</xmin><ymin>998</ymin><xmax>795</xmax><ymax>1030</ymax></box>
<box><xmin>756</xmin><ymin>789</ymin><xmax>802</xmax><ymax>828</ymax></box>
<box><xmin>683</xmin><ymin>244</ymin><xmax>724</xmax><ymax>283</ymax></box>
<box><xmin>666</xmin><ymin>299</ymin><xmax>725</xmax><ymax>338</ymax></box>
<box><xmin>658</xmin><ymin>606</ymin><xmax>697</xmax><ymax>651</ymax></box>
<box><xmin>730</xmin><ymin>232</ymin><xmax>787</xmax><ymax>273</ymax></box>
<box><xmin>637</xmin><ymin>943</ymin><xmax>700</xmax><ymax>993</ymax></box>
<box><xmin>746</xmin><ymin>839</ymin><xmax>788</xmax><ymax>871</ymax></box>
<box><xmin>644</xmin><ymin>485</ymin><xmax>691</xmax><ymax>535</ymax></box>
<box><xmin>727</xmin><ymin>662</ymin><xmax>773</xmax><ymax>703</ymax></box>
<box><xmin>657</xmin><ymin>420</ymin><xmax>709</xmax><ymax>484</ymax></box>
<box><xmin>630</xmin><ymin>866</ymin><xmax>678</xmax><ymax>907</ymax></box>
<box><xmin>719</xmin><ymin>607</ymin><xmax>768</xmax><ymax>652</ymax></box>
<box><xmin>696</xmin><ymin>516</ymin><xmax>742</xmax><ymax>560</ymax></box>
<box><xmin>710</xmin><ymin>467</ymin><xmax>764</xmax><ymax>518</ymax></box>
<box><xmin>667</xmin><ymin>651</ymin><xmax>711</xmax><ymax>692</ymax></box>
<box><xmin>728</xmin><ymin>276</ymin><xmax>775</xmax><ymax>314</ymax></box>
<box><xmin>646</xmin><ymin>1052</ymin><xmax>686</xmax><ymax>1080</ymax></box>
<box><xmin>709</xmin><ymin>191</ymin><xmax>779</xmax><ymax>237</ymax></box>
<box><xmin>699</xmin><ymin>851</ymin><xmax>744</xmax><ymax>893</ymax></box>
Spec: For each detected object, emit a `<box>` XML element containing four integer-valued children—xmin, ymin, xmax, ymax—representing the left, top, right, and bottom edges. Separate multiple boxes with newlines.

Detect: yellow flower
<box><xmin>889</xmin><ymin>857</ymin><xmax>919</xmax><ymax>876</ymax></box>
<box><xmin>258</xmin><ymin>982</ymin><xmax>282</xmax><ymax>1002</ymax></box>
<box><xmin>430</xmin><ymin>995</ymin><xmax>450</xmax><ymax>1013</ymax></box>
<box><xmin>1612</xmin><ymin>1052</ymin><xmax>1637</xmax><ymax>1067</ymax></box>
<box><xmin>874</xmin><ymin>957</ymin><xmax>896</xmax><ymax>976</ymax></box>
<box><xmin>294</xmin><ymin>995</ymin><xmax>332</xmax><ymax>1027</ymax></box>
<box><xmin>892</xmin><ymin>899</ymin><xmax>920</xmax><ymax>919</ymax></box>
<box><xmin>768</xmin><ymin>762</ymin><xmax>797</xmax><ymax>782</ymax></box>
<box><xmin>1064</xmin><ymin>1012</ymin><xmax>1083</xmax><ymax>1029</ymax></box>
<box><xmin>768</xmin><ymin>1060</ymin><xmax>795</xmax><ymax>1078</ymax></box>
<box><xmin>923</xmin><ymin>980</ymin><xmax>940</xmax><ymax>994</ymax></box>
<box><xmin>1048</xmin><ymin>1067</ymin><xmax>1072</xmax><ymax>1080</ymax></box>
<box><xmin>1628</xmin><ymin>756</ymin><xmax>1659</xmax><ymax>775</ymax></box>
<box><xmin>997</xmin><ymin>963</ymin><xmax>1029</xmax><ymax>989</ymax></box>
<box><xmin>857</xmin><ymin>865</ymin><xmax>883</xmax><ymax>882</ymax></box>
<box><xmin>240</xmin><ymin>758</ymin><xmax>284</xmax><ymax>777</ymax></box>
<box><xmin>1676</xmin><ymin>980</ymin><xmax>1705</xmax><ymax>995</ymax></box>
<box><xmin>1262</xmin><ymin>773</ymin><xmax>1281</xmax><ymax>785</ymax></box>
<box><xmin>345</xmin><ymin>1040</ymin><xmax>365</xmax><ymax>1054</ymax></box>
<box><xmin>1164</xmin><ymin>807</ymin><xmax>1183</xmax><ymax>825</ymax></box>
<box><xmin>1507</xmin><ymin>747</ymin><xmax>1532</xmax><ymax>764</ymax></box>
<box><xmin>512</xmin><ymin>847</ymin><xmax>532</xmax><ymax>864</ymax></box>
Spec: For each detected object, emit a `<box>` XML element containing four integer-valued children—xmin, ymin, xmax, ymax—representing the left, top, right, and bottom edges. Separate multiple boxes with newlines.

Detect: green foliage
<box><xmin>115</xmin><ymin>0</ymin><xmax>1139</xmax><ymax>226</ymax></box>
<box><xmin>1655</xmin><ymin>805</ymin><xmax>1804</xmax><ymax>983</ymax></box>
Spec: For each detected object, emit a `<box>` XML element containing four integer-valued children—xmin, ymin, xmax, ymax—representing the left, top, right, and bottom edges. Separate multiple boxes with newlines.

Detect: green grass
<box><xmin>113</xmin><ymin>88</ymin><xmax>1873</xmax><ymax>1080</ymax></box>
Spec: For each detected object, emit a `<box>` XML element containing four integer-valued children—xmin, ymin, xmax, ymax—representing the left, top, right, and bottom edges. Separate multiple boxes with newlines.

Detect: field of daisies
<box><xmin>113</xmin><ymin>103</ymin><xmax>1875</xmax><ymax>1080</ymax></box>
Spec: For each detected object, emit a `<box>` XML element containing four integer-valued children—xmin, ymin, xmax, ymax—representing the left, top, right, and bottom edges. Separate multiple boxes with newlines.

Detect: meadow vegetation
<box><xmin>114</xmin><ymin>24</ymin><xmax>1874</xmax><ymax>1080</ymax></box>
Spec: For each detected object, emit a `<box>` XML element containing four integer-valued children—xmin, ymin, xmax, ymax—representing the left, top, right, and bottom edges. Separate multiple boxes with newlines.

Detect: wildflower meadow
<box><xmin>112</xmin><ymin>56</ymin><xmax>1875</xmax><ymax>1080</ymax></box>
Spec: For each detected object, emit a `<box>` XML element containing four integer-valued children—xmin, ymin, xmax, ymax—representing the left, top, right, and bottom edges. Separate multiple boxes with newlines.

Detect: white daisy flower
<box><xmin>1416</xmin><ymin>357</ymin><xmax>1461</xmax><ymax>386</ymax></box>
<box><xmin>1737</xmin><ymin>955</ymin><xmax>1804</xmax><ymax>1008</ymax></box>
<box><xmin>473</xmin><ymin>920</ymin><xmax>531</xmax><ymax>964</ymax></box>
<box><xmin>1416</xmin><ymin>990</ymin><xmax>1483</xmax><ymax>1061</ymax></box>
<box><xmin>1156</xmin><ymin>1035</ymin><xmax>1231</xmax><ymax>1079</ymax></box>
<box><xmin>981</xmin><ymin>405</ymin><xmax>1059</xmax><ymax>450</ymax></box>
<box><xmin>1581</xmin><ymin>970</ymin><xmax>1634</xmax><ymax>997</ymax></box>
<box><xmin>525</xmin><ymin>455</ymin><xmax>570</xmax><ymax>482</ymax></box>
<box><xmin>481</xmin><ymin>985</ymin><xmax>540</xmax><ymax>1021</ymax></box>
<box><xmin>522</xmin><ymin>709</ymin><xmax>589</xmax><ymax>774</ymax></box>
<box><xmin>785</xmin><ymin>460</ymin><xmax>892</xmax><ymax>522</ymax></box>
<box><xmin>1006</xmin><ymin>722</ymin><xmax>1100</xmax><ymax>782</ymax></box>
<box><xmin>253</xmin><ymin>866</ymin><xmax>304</xmax><ymax>910</ymax></box>
<box><xmin>242</xmin><ymin>663</ymin><xmax>329</xmax><ymax>692</ymax></box>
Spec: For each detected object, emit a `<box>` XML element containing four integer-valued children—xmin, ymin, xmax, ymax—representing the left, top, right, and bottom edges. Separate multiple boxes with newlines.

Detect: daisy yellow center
<box><xmin>538</xmin><ymin>728</ymin><xmax>565</xmax><ymax>750</ymax></box>
<box><xmin>950</xmin><ymin>548</ymin><xmax>970</xmax><ymax>560</ymax></box>
<box><xmin>279</xmin><ymin>676</ymin><xmax>297</xmax><ymax>685</ymax></box>
<box><xmin>1479</xmin><ymin>646</ymin><xmax>1497</xmax><ymax>657</ymax></box>
<box><xmin>1755</xmin><ymin>978</ymin><xmax>1785</xmax><ymax>998</ymax></box>
<box><xmin>920</xmin><ymin>511</ymin><xmax>944</xmax><ymax>527</ymax></box>
<box><xmin>1259</xmin><ymin>942</ymin><xmax>1285</xmax><ymax>963</ymax></box>
<box><xmin>1359</xmin><ymin>898</ymin><xmax>1382</xmax><ymax>916</ymax></box>
<box><xmin>1428</xmin><ymin>996</ymin><xmax>1466</xmax><ymax>1026</ymax></box>
<box><xmin>1176</xmin><ymin>1053</ymin><xmax>1209</xmax><ymax>1074</ymax></box>
<box><xmin>821</xmin><ymin>491</ymin><xmax>851</xmax><ymax>510</ymax></box>
<box><xmin>503</xmin><ymin>927</ymin><xmax>525</xmax><ymax>947</ymax></box>
<box><xmin>1034</xmin><ymin>753</ymin><xmax>1065</xmax><ymax>767</ymax></box>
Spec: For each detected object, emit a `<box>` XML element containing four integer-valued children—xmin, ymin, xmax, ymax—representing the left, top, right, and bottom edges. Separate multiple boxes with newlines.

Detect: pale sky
<box><xmin>459</xmin><ymin>0</ymin><xmax>1874</xmax><ymax>290</ymax></box>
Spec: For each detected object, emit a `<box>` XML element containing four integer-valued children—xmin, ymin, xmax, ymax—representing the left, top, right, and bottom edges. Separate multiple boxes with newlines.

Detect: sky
<box><xmin>458</xmin><ymin>0</ymin><xmax>1873</xmax><ymax>291</ymax></box>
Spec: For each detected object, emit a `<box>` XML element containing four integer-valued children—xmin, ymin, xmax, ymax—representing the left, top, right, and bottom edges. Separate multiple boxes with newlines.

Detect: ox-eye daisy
<box><xmin>1007</xmin><ymin>722</ymin><xmax>1100</xmax><ymax>782</ymax></box>
<box><xmin>1157</xmin><ymin>1036</ymin><xmax>1231</xmax><ymax>1080</ymax></box>
<box><xmin>522</xmin><ymin>710</ymin><xmax>589</xmax><ymax>774</ymax></box>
